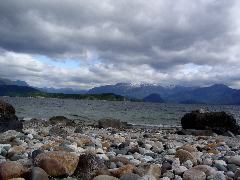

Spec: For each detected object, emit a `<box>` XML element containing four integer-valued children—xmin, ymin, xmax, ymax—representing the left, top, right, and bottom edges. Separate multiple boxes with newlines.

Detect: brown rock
<box><xmin>110</xmin><ymin>157</ymin><xmax>130</xmax><ymax>165</ymax></box>
<box><xmin>147</xmin><ymin>164</ymin><xmax>161</xmax><ymax>179</ymax></box>
<box><xmin>39</xmin><ymin>159</ymin><xmax>65</xmax><ymax>177</ymax></box>
<box><xmin>192</xmin><ymin>165</ymin><xmax>217</xmax><ymax>176</ymax></box>
<box><xmin>175</xmin><ymin>149</ymin><xmax>197</xmax><ymax>165</ymax></box>
<box><xmin>205</xmin><ymin>143</ymin><xmax>217</xmax><ymax>149</ymax></box>
<box><xmin>0</xmin><ymin>161</ymin><xmax>27</xmax><ymax>180</ymax></box>
<box><xmin>40</xmin><ymin>142</ymin><xmax>59</xmax><ymax>151</ymax></box>
<box><xmin>178</xmin><ymin>144</ymin><xmax>198</xmax><ymax>153</ymax></box>
<box><xmin>183</xmin><ymin>169</ymin><xmax>206</xmax><ymax>180</ymax></box>
<box><xmin>67</xmin><ymin>134</ymin><xmax>94</xmax><ymax>147</ymax></box>
<box><xmin>111</xmin><ymin>164</ymin><xmax>135</xmax><ymax>178</ymax></box>
<box><xmin>102</xmin><ymin>142</ymin><xmax>111</xmax><ymax>150</ymax></box>
<box><xmin>34</xmin><ymin>151</ymin><xmax>79</xmax><ymax>177</ymax></box>
<box><xmin>134</xmin><ymin>164</ymin><xmax>161</xmax><ymax>178</ymax></box>
<box><xmin>207</xmin><ymin>149</ymin><xmax>220</xmax><ymax>155</ymax></box>
<box><xmin>8</xmin><ymin>146</ymin><xmax>26</xmax><ymax>157</ymax></box>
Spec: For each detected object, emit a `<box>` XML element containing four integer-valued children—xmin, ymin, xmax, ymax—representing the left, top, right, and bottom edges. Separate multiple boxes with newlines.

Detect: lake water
<box><xmin>1</xmin><ymin>97</ymin><xmax>240</xmax><ymax>127</ymax></box>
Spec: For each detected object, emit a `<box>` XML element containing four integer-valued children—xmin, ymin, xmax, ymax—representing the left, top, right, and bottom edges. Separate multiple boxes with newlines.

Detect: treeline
<box><xmin>30</xmin><ymin>92</ymin><xmax>127</xmax><ymax>101</ymax></box>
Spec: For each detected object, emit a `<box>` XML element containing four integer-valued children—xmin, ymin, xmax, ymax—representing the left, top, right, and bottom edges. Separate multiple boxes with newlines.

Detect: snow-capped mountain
<box><xmin>88</xmin><ymin>83</ymin><xmax>240</xmax><ymax>104</ymax></box>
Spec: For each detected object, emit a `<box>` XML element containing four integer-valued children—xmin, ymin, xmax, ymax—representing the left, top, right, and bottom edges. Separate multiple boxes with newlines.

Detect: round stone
<box><xmin>183</xmin><ymin>169</ymin><xmax>206</xmax><ymax>180</ymax></box>
<box><xmin>30</xmin><ymin>167</ymin><xmax>49</xmax><ymax>180</ymax></box>
<box><xmin>214</xmin><ymin>171</ymin><xmax>226</xmax><ymax>180</ymax></box>
<box><xmin>175</xmin><ymin>149</ymin><xmax>197</xmax><ymax>165</ymax></box>
<box><xmin>119</xmin><ymin>173</ymin><xmax>140</xmax><ymax>180</ymax></box>
<box><xmin>93</xmin><ymin>175</ymin><xmax>119</xmax><ymax>180</ymax></box>
<box><xmin>226</xmin><ymin>171</ymin><xmax>235</xmax><ymax>178</ymax></box>
<box><xmin>228</xmin><ymin>156</ymin><xmax>240</xmax><ymax>166</ymax></box>
<box><xmin>192</xmin><ymin>165</ymin><xmax>217</xmax><ymax>176</ymax></box>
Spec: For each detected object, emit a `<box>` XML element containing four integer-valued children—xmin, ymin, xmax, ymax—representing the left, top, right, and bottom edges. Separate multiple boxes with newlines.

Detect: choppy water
<box><xmin>1</xmin><ymin>97</ymin><xmax>240</xmax><ymax>127</ymax></box>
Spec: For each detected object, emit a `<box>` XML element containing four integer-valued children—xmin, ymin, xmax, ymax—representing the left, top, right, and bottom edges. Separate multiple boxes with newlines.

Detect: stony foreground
<box><xmin>1</xmin><ymin>100</ymin><xmax>240</xmax><ymax>180</ymax></box>
<box><xmin>0</xmin><ymin>117</ymin><xmax>240</xmax><ymax>180</ymax></box>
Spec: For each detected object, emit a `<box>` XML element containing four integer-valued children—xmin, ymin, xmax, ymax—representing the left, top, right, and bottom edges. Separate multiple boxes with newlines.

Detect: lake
<box><xmin>1</xmin><ymin>97</ymin><xmax>240</xmax><ymax>127</ymax></box>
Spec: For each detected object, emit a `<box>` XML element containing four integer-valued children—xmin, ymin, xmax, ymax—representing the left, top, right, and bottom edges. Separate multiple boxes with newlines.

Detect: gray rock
<box><xmin>31</xmin><ymin>167</ymin><xmax>49</xmax><ymax>180</ymax></box>
<box><xmin>161</xmin><ymin>161</ymin><xmax>172</xmax><ymax>174</ymax></box>
<box><xmin>93</xmin><ymin>175</ymin><xmax>119</xmax><ymax>180</ymax></box>
<box><xmin>214</xmin><ymin>171</ymin><xmax>226</xmax><ymax>180</ymax></box>
<box><xmin>183</xmin><ymin>160</ymin><xmax>193</xmax><ymax>169</ymax></box>
<box><xmin>0</xmin><ymin>130</ymin><xmax>22</xmax><ymax>144</ymax></box>
<box><xmin>214</xmin><ymin>164</ymin><xmax>228</xmax><ymax>172</ymax></box>
<box><xmin>203</xmin><ymin>158</ymin><xmax>213</xmax><ymax>166</ymax></box>
<box><xmin>138</xmin><ymin>175</ymin><xmax>157</xmax><ymax>180</ymax></box>
<box><xmin>114</xmin><ymin>149</ymin><xmax>128</xmax><ymax>155</ymax></box>
<box><xmin>120</xmin><ymin>173</ymin><xmax>140</xmax><ymax>180</ymax></box>
<box><xmin>110</xmin><ymin>162</ymin><xmax>117</xmax><ymax>169</ymax></box>
<box><xmin>226</xmin><ymin>171</ymin><xmax>235</xmax><ymax>178</ymax></box>
<box><xmin>1</xmin><ymin>148</ymin><xmax>7</xmax><ymax>157</ymax></box>
<box><xmin>227</xmin><ymin>164</ymin><xmax>239</xmax><ymax>172</ymax></box>
<box><xmin>192</xmin><ymin>165</ymin><xmax>217</xmax><ymax>176</ymax></box>
<box><xmin>49</xmin><ymin>126</ymin><xmax>68</xmax><ymax>138</ymax></box>
<box><xmin>183</xmin><ymin>169</ymin><xmax>206</xmax><ymax>180</ymax></box>
<box><xmin>234</xmin><ymin>169</ymin><xmax>240</xmax><ymax>180</ymax></box>
<box><xmin>9</xmin><ymin>154</ymin><xmax>24</xmax><ymax>161</ymax></box>
<box><xmin>0</xmin><ymin>158</ymin><xmax>6</xmax><ymax>163</ymax></box>
<box><xmin>162</xmin><ymin>171</ymin><xmax>174</xmax><ymax>179</ymax></box>
<box><xmin>98</xmin><ymin>118</ymin><xmax>122</xmax><ymax>129</ymax></box>
<box><xmin>228</xmin><ymin>156</ymin><xmax>240</xmax><ymax>166</ymax></box>
<box><xmin>116</xmin><ymin>161</ymin><xmax>124</xmax><ymax>168</ymax></box>
<box><xmin>174</xmin><ymin>166</ymin><xmax>188</xmax><ymax>175</ymax></box>
<box><xmin>145</xmin><ymin>153</ymin><xmax>158</xmax><ymax>159</ymax></box>
<box><xmin>174</xmin><ymin>175</ymin><xmax>183</xmax><ymax>180</ymax></box>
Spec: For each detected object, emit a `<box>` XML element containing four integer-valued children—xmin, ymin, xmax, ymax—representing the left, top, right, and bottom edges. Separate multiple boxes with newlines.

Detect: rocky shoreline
<box><xmin>1</xmin><ymin>100</ymin><xmax>240</xmax><ymax>180</ymax></box>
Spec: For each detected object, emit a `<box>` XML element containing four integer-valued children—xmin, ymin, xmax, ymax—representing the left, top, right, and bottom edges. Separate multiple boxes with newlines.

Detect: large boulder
<box><xmin>0</xmin><ymin>100</ymin><xmax>23</xmax><ymax>133</ymax></box>
<box><xmin>181</xmin><ymin>110</ymin><xmax>240</xmax><ymax>135</ymax></box>
<box><xmin>0</xmin><ymin>161</ymin><xmax>28</xmax><ymax>180</ymax></box>
<box><xmin>34</xmin><ymin>151</ymin><xmax>79</xmax><ymax>177</ymax></box>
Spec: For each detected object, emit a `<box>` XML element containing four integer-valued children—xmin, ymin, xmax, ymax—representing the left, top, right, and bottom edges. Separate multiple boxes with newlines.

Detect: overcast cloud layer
<box><xmin>0</xmin><ymin>0</ymin><xmax>240</xmax><ymax>89</ymax></box>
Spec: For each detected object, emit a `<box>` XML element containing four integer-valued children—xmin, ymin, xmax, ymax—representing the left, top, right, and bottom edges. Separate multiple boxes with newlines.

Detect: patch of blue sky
<box><xmin>34</xmin><ymin>55</ymin><xmax>81</xmax><ymax>69</ymax></box>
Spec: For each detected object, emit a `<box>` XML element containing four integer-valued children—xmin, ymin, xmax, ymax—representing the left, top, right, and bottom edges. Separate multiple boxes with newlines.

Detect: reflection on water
<box><xmin>1</xmin><ymin>97</ymin><xmax>240</xmax><ymax>126</ymax></box>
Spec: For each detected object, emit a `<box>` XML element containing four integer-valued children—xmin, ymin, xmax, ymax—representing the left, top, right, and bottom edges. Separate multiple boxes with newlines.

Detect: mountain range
<box><xmin>88</xmin><ymin>83</ymin><xmax>240</xmax><ymax>105</ymax></box>
<box><xmin>0</xmin><ymin>78</ymin><xmax>29</xmax><ymax>87</ymax></box>
<box><xmin>0</xmin><ymin>78</ymin><xmax>39</xmax><ymax>96</ymax></box>
<box><xmin>37</xmin><ymin>87</ymin><xmax>87</xmax><ymax>94</ymax></box>
<box><xmin>1</xmin><ymin>78</ymin><xmax>240</xmax><ymax>105</ymax></box>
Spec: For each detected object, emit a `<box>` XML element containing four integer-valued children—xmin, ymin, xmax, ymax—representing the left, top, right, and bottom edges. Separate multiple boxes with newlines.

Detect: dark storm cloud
<box><xmin>0</xmin><ymin>0</ymin><xmax>240</xmax><ymax>88</ymax></box>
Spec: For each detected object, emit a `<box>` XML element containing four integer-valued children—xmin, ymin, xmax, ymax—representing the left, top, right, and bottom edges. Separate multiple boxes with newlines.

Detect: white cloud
<box><xmin>0</xmin><ymin>0</ymin><xmax>240</xmax><ymax>88</ymax></box>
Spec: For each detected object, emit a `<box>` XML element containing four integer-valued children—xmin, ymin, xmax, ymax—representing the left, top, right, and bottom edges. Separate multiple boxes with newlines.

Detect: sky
<box><xmin>0</xmin><ymin>0</ymin><xmax>240</xmax><ymax>89</ymax></box>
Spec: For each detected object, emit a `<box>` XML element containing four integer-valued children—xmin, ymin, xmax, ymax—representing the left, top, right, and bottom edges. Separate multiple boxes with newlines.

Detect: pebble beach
<box><xmin>0</xmin><ymin>117</ymin><xmax>240</xmax><ymax>180</ymax></box>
